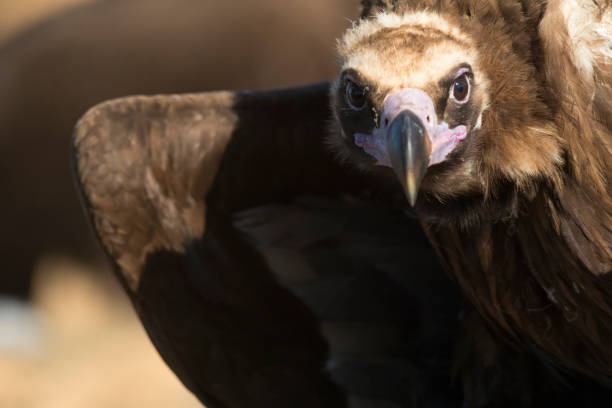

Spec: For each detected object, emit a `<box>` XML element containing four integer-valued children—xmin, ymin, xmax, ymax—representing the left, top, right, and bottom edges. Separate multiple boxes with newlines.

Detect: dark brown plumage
<box><xmin>331</xmin><ymin>0</ymin><xmax>612</xmax><ymax>403</ymax></box>
<box><xmin>73</xmin><ymin>85</ymin><xmax>464</xmax><ymax>407</ymax></box>
<box><xmin>71</xmin><ymin>0</ymin><xmax>612</xmax><ymax>407</ymax></box>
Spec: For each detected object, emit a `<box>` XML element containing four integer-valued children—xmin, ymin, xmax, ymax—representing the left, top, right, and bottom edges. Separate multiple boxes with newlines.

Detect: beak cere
<box><xmin>387</xmin><ymin>110</ymin><xmax>431</xmax><ymax>206</ymax></box>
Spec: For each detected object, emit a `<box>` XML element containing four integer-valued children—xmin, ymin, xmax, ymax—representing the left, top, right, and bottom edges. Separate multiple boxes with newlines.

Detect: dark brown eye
<box><xmin>346</xmin><ymin>81</ymin><xmax>368</xmax><ymax>110</ymax></box>
<box><xmin>452</xmin><ymin>74</ymin><xmax>469</xmax><ymax>102</ymax></box>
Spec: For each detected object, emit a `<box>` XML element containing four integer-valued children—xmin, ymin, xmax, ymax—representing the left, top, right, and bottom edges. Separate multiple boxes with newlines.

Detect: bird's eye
<box><xmin>345</xmin><ymin>81</ymin><xmax>368</xmax><ymax>110</ymax></box>
<box><xmin>451</xmin><ymin>74</ymin><xmax>469</xmax><ymax>103</ymax></box>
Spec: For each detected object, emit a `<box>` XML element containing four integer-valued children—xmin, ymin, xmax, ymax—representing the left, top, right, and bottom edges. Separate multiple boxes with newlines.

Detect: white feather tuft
<box><xmin>559</xmin><ymin>0</ymin><xmax>612</xmax><ymax>79</ymax></box>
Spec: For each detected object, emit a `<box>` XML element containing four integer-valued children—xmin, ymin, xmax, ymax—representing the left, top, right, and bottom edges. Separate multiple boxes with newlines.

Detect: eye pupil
<box><xmin>452</xmin><ymin>74</ymin><xmax>469</xmax><ymax>101</ymax></box>
<box><xmin>346</xmin><ymin>82</ymin><xmax>367</xmax><ymax>110</ymax></box>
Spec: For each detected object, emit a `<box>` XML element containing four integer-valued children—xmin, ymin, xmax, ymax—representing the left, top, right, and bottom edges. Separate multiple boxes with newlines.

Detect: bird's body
<box><xmin>71</xmin><ymin>0</ymin><xmax>612</xmax><ymax>406</ymax></box>
<box><xmin>331</xmin><ymin>0</ymin><xmax>612</xmax><ymax>396</ymax></box>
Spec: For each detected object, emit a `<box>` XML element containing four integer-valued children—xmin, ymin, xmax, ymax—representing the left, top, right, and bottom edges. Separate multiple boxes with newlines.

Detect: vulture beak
<box><xmin>354</xmin><ymin>88</ymin><xmax>467</xmax><ymax>207</ymax></box>
<box><xmin>387</xmin><ymin>110</ymin><xmax>430</xmax><ymax>206</ymax></box>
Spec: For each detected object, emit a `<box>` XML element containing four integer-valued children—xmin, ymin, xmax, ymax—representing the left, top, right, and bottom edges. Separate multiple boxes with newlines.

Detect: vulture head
<box><xmin>330</xmin><ymin>8</ymin><xmax>563</xmax><ymax>219</ymax></box>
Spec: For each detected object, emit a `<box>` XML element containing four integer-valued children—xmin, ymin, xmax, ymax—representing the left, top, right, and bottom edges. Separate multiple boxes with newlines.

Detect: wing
<box><xmin>71</xmin><ymin>83</ymin><xmax>464</xmax><ymax>407</ymax></box>
<box><xmin>72</xmin><ymin>83</ymin><xmax>347</xmax><ymax>407</ymax></box>
<box><xmin>539</xmin><ymin>0</ymin><xmax>612</xmax><ymax>274</ymax></box>
<box><xmin>72</xmin><ymin>83</ymin><xmax>353</xmax><ymax>289</ymax></box>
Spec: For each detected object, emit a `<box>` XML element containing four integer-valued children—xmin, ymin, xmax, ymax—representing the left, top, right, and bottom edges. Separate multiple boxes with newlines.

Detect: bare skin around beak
<box><xmin>354</xmin><ymin>88</ymin><xmax>467</xmax><ymax>206</ymax></box>
<box><xmin>387</xmin><ymin>110</ymin><xmax>430</xmax><ymax>206</ymax></box>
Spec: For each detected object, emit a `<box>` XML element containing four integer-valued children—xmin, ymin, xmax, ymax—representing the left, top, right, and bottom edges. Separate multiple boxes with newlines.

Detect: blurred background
<box><xmin>0</xmin><ymin>0</ymin><xmax>357</xmax><ymax>405</ymax></box>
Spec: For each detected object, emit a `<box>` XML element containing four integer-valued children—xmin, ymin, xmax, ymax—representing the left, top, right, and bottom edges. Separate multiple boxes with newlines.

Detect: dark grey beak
<box><xmin>386</xmin><ymin>110</ymin><xmax>431</xmax><ymax>206</ymax></box>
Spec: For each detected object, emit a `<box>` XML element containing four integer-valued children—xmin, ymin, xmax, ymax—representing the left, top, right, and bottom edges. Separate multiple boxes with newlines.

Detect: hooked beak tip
<box><xmin>387</xmin><ymin>110</ymin><xmax>430</xmax><ymax>207</ymax></box>
<box><xmin>405</xmin><ymin>172</ymin><xmax>419</xmax><ymax>207</ymax></box>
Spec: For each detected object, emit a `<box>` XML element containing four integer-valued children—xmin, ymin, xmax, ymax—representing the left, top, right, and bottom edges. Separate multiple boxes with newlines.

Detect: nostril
<box><xmin>384</xmin><ymin>117</ymin><xmax>389</xmax><ymax>127</ymax></box>
<box><xmin>426</xmin><ymin>115</ymin><xmax>431</xmax><ymax>123</ymax></box>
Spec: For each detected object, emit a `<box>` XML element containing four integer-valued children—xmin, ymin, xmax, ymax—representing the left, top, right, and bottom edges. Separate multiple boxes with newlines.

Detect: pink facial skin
<box><xmin>354</xmin><ymin>88</ymin><xmax>467</xmax><ymax>168</ymax></box>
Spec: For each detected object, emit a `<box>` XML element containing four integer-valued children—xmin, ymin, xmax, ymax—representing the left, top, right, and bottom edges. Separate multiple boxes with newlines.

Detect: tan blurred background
<box><xmin>0</xmin><ymin>0</ymin><xmax>357</xmax><ymax>406</ymax></box>
<box><xmin>0</xmin><ymin>1</ymin><xmax>81</xmax><ymax>42</ymax></box>
<box><xmin>0</xmin><ymin>0</ymin><xmax>91</xmax><ymax>43</ymax></box>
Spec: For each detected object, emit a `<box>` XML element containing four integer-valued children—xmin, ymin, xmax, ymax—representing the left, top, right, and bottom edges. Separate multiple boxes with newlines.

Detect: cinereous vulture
<box><xmin>72</xmin><ymin>0</ymin><xmax>612</xmax><ymax>406</ymax></box>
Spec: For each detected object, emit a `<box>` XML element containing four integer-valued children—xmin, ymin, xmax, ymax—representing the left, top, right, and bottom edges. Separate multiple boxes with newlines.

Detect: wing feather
<box><xmin>72</xmin><ymin>84</ymin><xmax>359</xmax><ymax>407</ymax></box>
